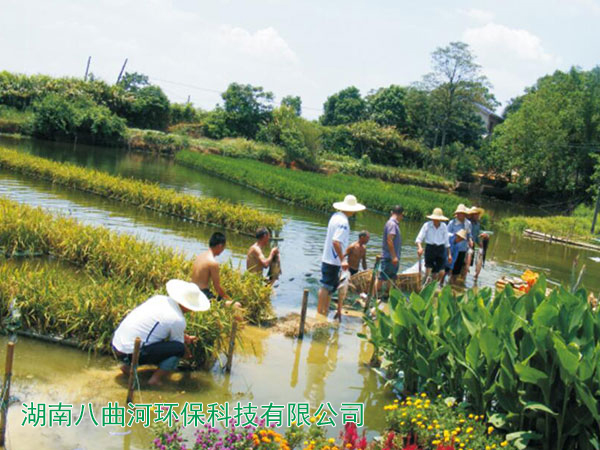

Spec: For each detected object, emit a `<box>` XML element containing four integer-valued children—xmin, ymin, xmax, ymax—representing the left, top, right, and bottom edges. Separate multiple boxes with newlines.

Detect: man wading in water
<box><xmin>344</xmin><ymin>230</ymin><xmax>370</xmax><ymax>276</ymax></box>
<box><xmin>191</xmin><ymin>232</ymin><xmax>230</xmax><ymax>301</ymax></box>
<box><xmin>317</xmin><ymin>194</ymin><xmax>366</xmax><ymax>319</ymax></box>
<box><xmin>246</xmin><ymin>227</ymin><xmax>279</xmax><ymax>275</ymax></box>
<box><xmin>112</xmin><ymin>279</ymin><xmax>209</xmax><ymax>386</ymax></box>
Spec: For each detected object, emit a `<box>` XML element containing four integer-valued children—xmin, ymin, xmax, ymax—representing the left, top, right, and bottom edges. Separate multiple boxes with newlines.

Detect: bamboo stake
<box><xmin>126</xmin><ymin>337</ymin><xmax>141</xmax><ymax>404</ymax></box>
<box><xmin>225</xmin><ymin>319</ymin><xmax>239</xmax><ymax>373</ymax></box>
<box><xmin>298</xmin><ymin>289</ymin><xmax>309</xmax><ymax>339</ymax></box>
<box><xmin>0</xmin><ymin>341</ymin><xmax>15</xmax><ymax>449</ymax></box>
<box><xmin>364</xmin><ymin>256</ymin><xmax>381</xmax><ymax>312</ymax></box>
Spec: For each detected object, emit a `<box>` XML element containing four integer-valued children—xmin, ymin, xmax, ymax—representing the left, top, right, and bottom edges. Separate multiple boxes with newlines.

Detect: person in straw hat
<box><xmin>415</xmin><ymin>207</ymin><xmax>452</xmax><ymax>282</ymax></box>
<box><xmin>445</xmin><ymin>228</ymin><xmax>469</xmax><ymax>284</ymax></box>
<box><xmin>446</xmin><ymin>204</ymin><xmax>473</xmax><ymax>280</ymax></box>
<box><xmin>318</xmin><ymin>194</ymin><xmax>366</xmax><ymax>319</ymax></box>
<box><xmin>467</xmin><ymin>206</ymin><xmax>488</xmax><ymax>281</ymax></box>
<box><xmin>112</xmin><ymin>279</ymin><xmax>210</xmax><ymax>386</ymax></box>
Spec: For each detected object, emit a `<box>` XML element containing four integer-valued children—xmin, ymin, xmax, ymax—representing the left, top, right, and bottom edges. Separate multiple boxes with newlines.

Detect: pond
<box><xmin>0</xmin><ymin>135</ymin><xmax>599</xmax><ymax>449</ymax></box>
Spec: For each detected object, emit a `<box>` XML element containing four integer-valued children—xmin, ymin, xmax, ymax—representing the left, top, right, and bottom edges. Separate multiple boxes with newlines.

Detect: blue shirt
<box><xmin>447</xmin><ymin>218</ymin><xmax>472</xmax><ymax>253</ymax></box>
<box><xmin>382</xmin><ymin>217</ymin><xmax>401</xmax><ymax>260</ymax></box>
<box><xmin>446</xmin><ymin>236</ymin><xmax>462</xmax><ymax>271</ymax></box>
<box><xmin>471</xmin><ymin>220</ymin><xmax>481</xmax><ymax>246</ymax></box>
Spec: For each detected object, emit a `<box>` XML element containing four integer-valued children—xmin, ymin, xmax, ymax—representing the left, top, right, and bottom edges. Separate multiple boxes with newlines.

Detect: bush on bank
<box><xmin>362</xmin><ymin>280</ymin><xmax>600</xmax><ymax>450</ymax></box>
<box><xmin>175</xmin><ymin>150</ymin><xmax>466</xmax><ymax>220</ymax></box>
<box><xmin>0</xmin><ymin>147</ymin><xmax>282</xmax><ymax>234</ymax></box>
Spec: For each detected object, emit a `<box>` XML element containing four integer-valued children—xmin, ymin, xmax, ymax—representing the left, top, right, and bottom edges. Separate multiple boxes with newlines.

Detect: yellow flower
<box><xmin>346</xmin><ymin>444</ymin><xmax>353</xmax><ymax>449</ymax></box>
<box><xmin>460</xmin><ymin>444</ymin><xmax>465</xmax><ymax>449</ymax></box>
<box><xmin>416</xmin><ymin>414</ymin><xmax>422</xmax><ymax>418</ymax></box>
<box><xmin>468</xmin><ymin>414</ymin><xmax>474</xmax><ymax>419</ymax></box>
<box><xmin>501</xmin><ymin>441</ymin><xmax>508</xmax><ymax>447</ymax></box>
<box><xmin>310</xmin><ymin>417</ymin><xmax>316</xmax><ymax>423</ymax></box>
<box><xmin>488</xmin><ymin>426</ymin><xmax>494</xmax><ymax>434</ymax></box>
<box><xmin>486</xmin><ymin>446</ymin><xmax>491</xmax><ymax>450</ymax></box>
<box><xmin>394</xmin><ymin>399</ymin><xmax>399</xmax><ymax>403</ymax></box>
<box><xmin>466</xmin><ymin>427</ymin><xmax>473</xmax><ymax>434</ymax></box>
<box><xmin>421</xmin><ymin>393</ymin><xmax>427</xmax><ymax>398</ymax></box>
<box><xmin>400</xmin><ymin>421</ymin><xmax>405</xmax><ymax>426</ymax></box>
<box><xmin>329</xmin><ymin>438</ymin><xmax>336</xmax><ymax>444</ymax></box>
<box><xmin>432</xmin><ymin>440</ymin><xmax>441</xmax><ymax>445</ymax></box>
<box><xmin>455</xmin><ymin>437</ymin><xmax>461</xmax><ymax>443</ymax></box>
<box><xmin>427</xmin><ymin>425</ymin><xmax>433</xmax><ymax>430</ymax></box>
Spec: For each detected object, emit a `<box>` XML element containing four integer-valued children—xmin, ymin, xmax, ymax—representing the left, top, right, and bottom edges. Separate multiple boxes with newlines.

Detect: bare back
<box><xmin>191</xmin><ymin>250</ymin><xmax>218</xmax><ymax>290</ymax></box>
<box><xmin>346</xmin><ymin>241</ymin><xmax>366</xmax><ymax>271</ymax></box>
<box><xmin>246</xmin><ymin>243</ymin><xmax>265</xmax><ymax>274</ymax></box>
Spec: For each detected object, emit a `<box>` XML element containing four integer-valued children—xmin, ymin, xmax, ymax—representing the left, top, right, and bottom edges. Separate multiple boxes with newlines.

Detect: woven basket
<box><xmin>349</xmin><ymin>270</ymin><xmax>421</xmax><ymax>294</ymax></box>
<box><xmin>349</xmin><ymin>270</ymin><xmax>373</xmax><ymax>294</ymax></box>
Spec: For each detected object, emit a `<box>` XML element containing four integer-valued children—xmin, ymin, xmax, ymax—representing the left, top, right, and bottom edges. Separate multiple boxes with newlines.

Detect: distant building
<box><xmin>474</xmin><ymin>103</ymin><xmax>503</xmax><ymax>136</ymax></box>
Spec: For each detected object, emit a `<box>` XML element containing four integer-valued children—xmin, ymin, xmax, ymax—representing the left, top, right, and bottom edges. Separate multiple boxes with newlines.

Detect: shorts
<box><xmin>447</xmin><ymin>251</ymin><xmax>467</xmax><ymax>275</ymax></box>
<box><xmin>349</xmin><ymin>267</ymin><xmax>359</xmax><ymax>276</ymax></box>
<box><xmin>424</xmin><ymin>244</ymin><xmax>446</xmax><ymax>274</ymax></box>
<box><xmin>378</xmin><ymin>258</ymin><xmax>399</xmax><ymax>281</ymax></box>
<box><xmin>320</xmin><ymin>262</ymin><xmax>341</xmax><ymax>293</ymax></box>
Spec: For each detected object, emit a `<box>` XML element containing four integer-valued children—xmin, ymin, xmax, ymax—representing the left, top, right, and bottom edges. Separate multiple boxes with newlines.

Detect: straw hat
<box><xmin>455</xmin><ymin>229</ymin><xmax>468</xmax><ymax>240</ymax></box>
<box><xmin>468</xmin><ymin>206</ymin><xmax>485</xmax><ymax>216</ymax></box>
<box><xmin>166</xmin><ymin>279</ymin><xmax>210</xmax><ymax>312</ymax></box>
<box><xmin>426</xmin><ymin>207</ymin><xmax>448</xmax><ymax>221</ymax></box>
<box><xmin>454</xmin><ymin>204</ymin><xmax>469</xmax><ymax>215</ymax></box>
<box><xmin>333</xmin><ymin>194</ymin><xmax>366</xmax><ymax>212</ymax></box>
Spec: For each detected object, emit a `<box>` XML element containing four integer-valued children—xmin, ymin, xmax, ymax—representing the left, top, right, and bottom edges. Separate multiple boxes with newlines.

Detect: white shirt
<box><xmin>112</xmin><ymin>295</ymin><xmax>186</xmax><ymax>354</ymax></box>
<box><xmin>415</xmin><ymin>221</ymin><xmax>450</xmax><ymax>248</ymax></box>
<box><xmin>322</xmin><ymin>212</ymin><xmax>350</xmax><ymax>266</ymax></box>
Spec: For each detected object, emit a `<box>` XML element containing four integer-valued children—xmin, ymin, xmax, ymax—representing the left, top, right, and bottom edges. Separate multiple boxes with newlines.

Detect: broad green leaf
<box><xmin>514</xmin><ymin>362</ymin><xmax>548</xmax><ymax>384</ymax></box>
<box><xmin>506</xmin><ymin>431</ymin><xmax>542</xmax><ymax>450</ymax></box>
<box><xmin>480</xmin><ymin>328</ymin><xmax>501</xmax><ymax>363</ymax></box>
<box><xmin>575</xmin><ymin>382</ymin><xmax>600</xmax><ymax>421</ymax></box>
<box><xmin>552</xmin><ymin>335</ymin><xmax>580</xmax><ymax>378</ymax></box>
<box><xmin>466</xmin><ymin>336</ymin><xmax>480</xmax><ymax>368</ymax></box>
<box><xmin>488</xmin><ymin>413</ymin><xmax>507</xmax><ymax>428</ymax></box>
<box><xmin>522</xmin><ymin>401</ymin><xmax>557</xmax><ymax>416</ymax></box>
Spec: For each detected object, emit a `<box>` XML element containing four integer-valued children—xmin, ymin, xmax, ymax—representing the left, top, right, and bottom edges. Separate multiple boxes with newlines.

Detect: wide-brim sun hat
<box><xmin>426</xmin><ymin>207</ymin><xmax>448</xmax><ymax>221</ymax></box>
<box><xmin>455</xmin><ymin>229</ymin><xmax>468</xmax><ymax>240</ymax></box>
<box><xmin>454</xmin><ymin>204</ymin><xmax>469</xmax><ymax>215</ymax></box>
<box><xmin>333</xmin><ymin>194</ymin><xmax>366</xmax><ymax>212</ymax></box>
<box><xmin>468</xmin><ymin>206</ymin><xmax>485</xmax><ymax>216</ymax></box>
<box><xmin>166</xmin><ymin>279</ymin><xmax>210</xmax><ymax>312</ymax></box>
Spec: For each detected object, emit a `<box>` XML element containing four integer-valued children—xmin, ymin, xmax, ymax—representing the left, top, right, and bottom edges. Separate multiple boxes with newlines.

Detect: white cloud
<box><xmin>218</xmin><ymin>26</ymin><xmax>299</xmax><ymax>64</ymax></box>
<box><xmin>463</xmin><ymin>23</ymin><xmax>560</xmax><ymax>107</ymax></box>
<box><xmin>464</xmin><ymin>23</ymin><xmax>558</xmax><ymax>64</ymax></box>
<box><xmin>458</xmin><ymin>8</ymin><xmax>495</xmax><ymax>22</ymax></box>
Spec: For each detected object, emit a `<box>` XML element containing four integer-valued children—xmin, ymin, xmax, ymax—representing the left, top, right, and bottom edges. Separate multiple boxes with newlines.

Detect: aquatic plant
<box><xmin>175</xmin><ymin>150</ymin><xmax>466</xmax><ymax>220</ymax></box>
<box><xmin>0</xmin><ymin>147</ymin><xmax>282</xmax><ymax>234</ymax></box>
<box><xmin>0</xmin><ymin>197</ymin><xmax>273</xmax><ymax>325</ymax></box>
<box><xmin>362</xmin><ymin>280</ymin><xmax>600</xmax><ymax>450</ymax></box>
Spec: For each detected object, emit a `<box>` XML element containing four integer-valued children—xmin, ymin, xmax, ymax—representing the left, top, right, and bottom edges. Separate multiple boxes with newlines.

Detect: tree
<box><xmin>118</xmin><ymin>72</ymin><xmax>150</xmax><ymax>92</ymax></box>
<box><xmin>129</xmin><ymin>85</ymin><xmax>171</xmax><ymax>130</ymax></box>
<box><xmin>422</xmin><ymin>42</ymin><xmax>497</xmax><ymax>154</ymax></box>
<box><xmin>281</xmin><ymin>95</ymin><xmax>302</xmax><ymax>116</ymax></box>
<box><xmin>488</xmin><ymin>67</ymin><xmax>600</xmax><ymax>198</ymax></box>
<box><xmin>320</xmin><ymin>86</ymin><xmax>367</xmax><ymax>126</ymax></box>
<box><xmin>221</xmin><ymin>83</ymin><xmax>274</xmax><ymax>139</ymax></box>
<box><xmin>366</xmin><ymin>85</ymin><xmax>408</xmax><ymax>131</ymax></box>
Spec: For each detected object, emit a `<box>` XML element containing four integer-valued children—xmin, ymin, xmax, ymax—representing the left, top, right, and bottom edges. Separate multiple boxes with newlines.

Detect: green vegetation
<box><xmin>362</xmin><ymin>280</ymin><xmax>600</xmax><ymax>450</ymax></box>
<box><xmin>0</xmin><ymin>147</ymin><xmax>282</xmax><ymax>234</ymax></box>
<box><xmin>487</xmin><ymin>67</ymin><xmax>600</xmax><ymax>198</ymax></box>
<box><xmin>0</xmin><ymin>105</ymin><xmax>33</xmax><ymax>134</ymax></box>
<box><xmin>0</xmin><ymin>198</ymin><xmax>274</xmax><ymax>366</ymax></box>
<box><xmin>503</xmin><ymin>205</ymin><xmax>597</xmax><ymax>243</ymax></box>
<box><xmin>175</xmin><ymin>150</ymin><xmax>466</xmax><ymax>219</ymax></box>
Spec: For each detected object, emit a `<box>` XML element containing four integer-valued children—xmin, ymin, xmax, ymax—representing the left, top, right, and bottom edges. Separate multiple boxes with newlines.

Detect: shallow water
<box><xmin>0</xmin><ymin>135</ymin><xmax>599</xmax><ymax>449</ymax></box>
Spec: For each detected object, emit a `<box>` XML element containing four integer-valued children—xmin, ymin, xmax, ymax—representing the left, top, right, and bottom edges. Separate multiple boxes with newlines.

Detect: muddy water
<box><xmin>0</xmin><ymin>135</ymin><xmax>599</xmax><ymax>449</ymax></box>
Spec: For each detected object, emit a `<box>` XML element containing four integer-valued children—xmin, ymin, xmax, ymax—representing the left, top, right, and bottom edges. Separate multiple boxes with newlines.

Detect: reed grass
<box><xmin>0</xmin><ymin>259</ymin><xmax>233</xmax><ymax>368</ymax></box>
<box><xmin>503</xmin><ymin>209</ymin><xmax>596</xmax><ymax>243</ymax></box>
<box><xmin>175</xmin><ymin>150</ymin><xmax>467</xmax><ymax>220</ymax></box>
<box><xmin>0</xmin><ymin>147</ymin><xmax>282</xmax><ymax>234</ymax></box>
<box><xmin>0</xmin><ymin>197</ymin><xmax>274</xmax><ymax>325</ymax></box>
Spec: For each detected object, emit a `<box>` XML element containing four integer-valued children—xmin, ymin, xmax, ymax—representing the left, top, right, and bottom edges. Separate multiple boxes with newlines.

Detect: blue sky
<box><xmin>1</xmin><ymin>0</ymin><xmax>598</xmax><ymax>118</ymax></box>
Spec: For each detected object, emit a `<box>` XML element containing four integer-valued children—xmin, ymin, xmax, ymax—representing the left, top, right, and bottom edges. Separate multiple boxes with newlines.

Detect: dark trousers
<box><xmin>115</xmin><ymin>341</ymin><xmax>185</xmax><ymax>370</ymax></box>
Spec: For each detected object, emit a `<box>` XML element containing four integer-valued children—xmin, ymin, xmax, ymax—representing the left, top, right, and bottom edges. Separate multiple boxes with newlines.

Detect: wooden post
<box><xmin>298</xmin><ymin>289</ymin><xmax>309</xmax><ymax>339</ymax></box>
<box><xmin>0</xmin><ymin>341</ymin><xmax>15</xmax><ymax>448</ymax></box>
<box><xmin>84</xmin><ymin>56</ymin><xmax>91</xmax><ymax>81</ymax></box>
<box><xmin>364</xmin><ymin>256</ymin><xmax>381</xmax><ymax>313</ymax></box>
<box><xmin>126</xmin><ymin>337</ymin><xmax>141</xmax><ymax>404</ymax></box>
<box><xmin>225</xmin><ymin>319</ymin><xmax>239</xmax><ymax>373</ymax></box>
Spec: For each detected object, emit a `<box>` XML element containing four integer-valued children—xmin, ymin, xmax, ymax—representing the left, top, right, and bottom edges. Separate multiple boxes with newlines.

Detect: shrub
<box><xmin>362</xmin><ymin>280</ymin><xmax>600</xmax><ymax>450</ymax></box>
<box><xmin>169</xmin><ymin>103</ymin><xmax>202</xmax><ymax>125</ymax></box>
<box><xmin>126</xmin><ymin>128</ymin><xmax>190</xmax><ymax>154</ymax></box>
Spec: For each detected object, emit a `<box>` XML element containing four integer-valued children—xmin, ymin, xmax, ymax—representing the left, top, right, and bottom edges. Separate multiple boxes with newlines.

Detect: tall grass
<box><xmin>0</xmin><ymin>147</ymin><xmax>282</xmax><ymax>234</ymax></box>
<box><xmin>0</xmin><ymin>197</ymin><xmax>274</xmax><ymax>326</ymax></box>
<box><xmin>503</xmin><ymin>205</ymin><xmax>596</xmax><ymax>243</ymax></box>
<box><xmin>175</xmin><ymin>150</ymin><xmax>467</xmax><ymax>220</ymax></box>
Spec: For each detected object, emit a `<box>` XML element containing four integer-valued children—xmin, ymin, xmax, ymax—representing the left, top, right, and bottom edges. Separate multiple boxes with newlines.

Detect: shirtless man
<box><xmin>191</xmin><ymin>232</ymin><xmax>230</xmax><ymax>301</ymax></box>
<box><xmin>344</xmin><ymin>231</ymin><xmax>369</xmax><ymax>275</ymax></box>
<box><xmin>246</xmin><ymin>227</ymin><xmax>279</xmax><ymax>274</ymax></box>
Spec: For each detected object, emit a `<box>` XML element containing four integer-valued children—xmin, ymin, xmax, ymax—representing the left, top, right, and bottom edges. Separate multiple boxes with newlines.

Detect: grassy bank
<box><xmin>0</xmin><ymin>106</ymin><xmax>33</xmax><ymax>134</ymax></box>
<box><xmin>0</xmin><ymin>147</ymin><xmax>282</xmax><ymax>234</ymax></box>
<box><xmin>503</xmin><ymin>205</ymin><xmax>598</xmax><ymax>243</ymax></box>
<box><xmin>0</xmin><ymin>198</ymin><xmax>274</xmax><ymax>365</ymax></box>
<box><xmin>175</xmin><ymin>150</ymin><xmax>467</xmax><ymax>220</ymax></box>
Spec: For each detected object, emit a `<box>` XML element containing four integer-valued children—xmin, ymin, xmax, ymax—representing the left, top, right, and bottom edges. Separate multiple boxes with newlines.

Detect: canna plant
<box><xmin>0</xmin><ymin>147</ymin><xmax>282</xmax><ymax>235</ymax></box>
<box><xmin>362</xmin><ymin>280</ymin><xmax>600</xmax><ymax>450</ymax></box>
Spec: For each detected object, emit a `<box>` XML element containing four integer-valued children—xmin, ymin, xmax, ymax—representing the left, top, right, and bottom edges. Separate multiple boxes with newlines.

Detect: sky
<box><xmin>1</xmin><ymin>0</ymin><xmax>599</xmax><ymax>119</ymax></box>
